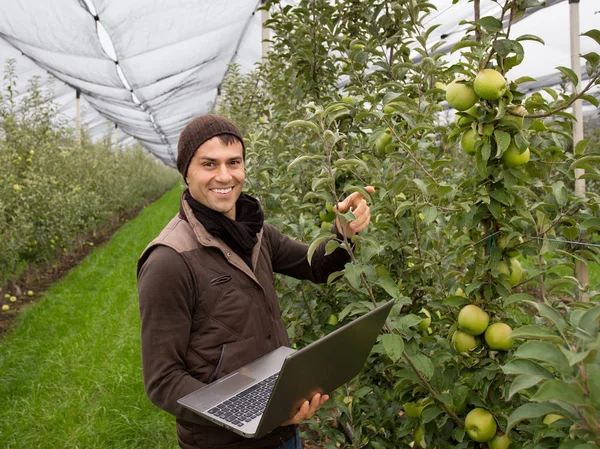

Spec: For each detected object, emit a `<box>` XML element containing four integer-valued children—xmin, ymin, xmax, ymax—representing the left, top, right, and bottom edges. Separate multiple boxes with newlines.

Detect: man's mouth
<box><xmin>212</xmin><ymin>187</ymin><xmax>234</xmax><ymax>194</ymax></box>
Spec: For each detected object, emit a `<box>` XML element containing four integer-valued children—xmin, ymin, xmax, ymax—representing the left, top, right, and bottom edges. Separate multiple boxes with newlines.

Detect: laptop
<box><xmin>177</xmin><ymin>299</ymin><xmax>394</xmax><ymax>439</ymax></box>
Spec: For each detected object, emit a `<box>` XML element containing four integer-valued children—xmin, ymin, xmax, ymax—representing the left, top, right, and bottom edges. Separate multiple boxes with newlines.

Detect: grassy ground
<box><xmin>0</xmin><ymin>185</ymin><xmax>182</xmax><ymax>449</ymax></box>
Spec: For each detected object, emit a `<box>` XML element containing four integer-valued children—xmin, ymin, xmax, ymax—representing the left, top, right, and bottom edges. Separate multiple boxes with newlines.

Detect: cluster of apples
<box><xmin>453</xmin><ymin>304</ymin><xmax>513</xmax><ymax>353</ymax></box>
<box><xmin>446</xmin><ymin>69</ymin><xmax>531</xmax><ymax>169</ymax></box>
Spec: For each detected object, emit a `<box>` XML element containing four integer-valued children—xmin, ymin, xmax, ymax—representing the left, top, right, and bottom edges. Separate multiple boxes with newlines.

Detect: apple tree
<box><xmin>218</xmin><ymin>0</ymin><xmax>600</xmax><ymax>447</ymax></box>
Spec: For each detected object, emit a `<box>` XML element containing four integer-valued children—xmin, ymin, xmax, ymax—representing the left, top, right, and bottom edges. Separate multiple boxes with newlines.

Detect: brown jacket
<box><xmin>137</xmin><ymin>194</ymin><xmax>351</xmax><ymax>448</ymax></box>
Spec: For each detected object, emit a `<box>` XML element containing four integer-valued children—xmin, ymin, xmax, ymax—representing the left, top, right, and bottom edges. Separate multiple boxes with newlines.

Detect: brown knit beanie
<box><xmin>177</xmin><ymin>114</ymin><xmax>245</xmax><ymax>179</ymax></box>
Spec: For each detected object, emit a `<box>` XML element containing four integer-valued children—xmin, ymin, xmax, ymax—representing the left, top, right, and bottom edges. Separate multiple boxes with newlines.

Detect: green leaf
<box><xmin>284</xmin><ymin>119</ymin><xmax>320</xmax><ymax>134</ymax></box>
<box><xmin>551</xmin><ymin>181</ymin><xmax>568</xmax><ymax>207</ymax></box>
<box><xmin>582</xmin><ymin>52</ymin><xmax>600</xmax><ymax>75</ymax></box>
<box><xmin>578</xmin><ymin>305</ymin><xmax>600</xmax><ymax>336</ymax></box>
<box><xmin>381</xmin><ymin>333</ymin><xmax>404</xmax><ymax>363</ymax></box>
<box><xmin>344</xmin><ymin>262</ymin><xmax>362</xmax><ymax>290</ymax></box>
<box><xmin>287</xmin><ymin>155</ymin><xmax>318</xmax><ymax>170</ymax></box>
<box><xmin>324</xmin><ymin>239</ymin><xmax>340</xmax><ymax>256</ymax></box>
<box><xmin>494</xmin><ymin>130</ymin><xmax>511</xmax><ymax>154</ymax></box>
<box><xmin>422</xmin><ymin>206</ymin><xmax>437</xmax><ymax>224</ymax></box>
<box><xmin>515</xmin><ymin>34</ymin><xmax>545</xmax><ymax>44</ymax></box>
<box><xmin>477</xmin><ymin>16</ymin><xmax>503</xmax><ymax>33</ymax></box>
<box><xmin>307</xmin><ymin>234</ymin><xmax>333</xmax><ymax>264</ymax></box>
<box><xmin>582</xmin><ymin>93</ymin><xmax>599</xmax><ymax>108</ymax></box>
<box><xmin>555</xmin><ymin>66</ymin><xmax>579</xmax><ymax>86</ymax></box>
<box><xmin>574</xmin><ymin>139</ymin><xmax>590</xmax><ymax>156</ymax></box>
<box><xmin>502</xmin><ymin>359</ymin><xmax>554</xmax><ymax>378</ymax></box>
<box><xmin>514</xmin><ymin>76</ymin><xmax>537</xmax><ymax>85</ymax></box>
<box><xmin>450</xmin><ymin>40</ymin><xmax>481</xmax><ymax>54</ymax></box>
<box><xmin>587</xmin><ymin>364</ymin><xmax>600</xmax><ymax>408</ymax></box>
<box><xmin>333</xmin><ymin>158</ymin><xmax>369</xmax><ymax>172</ymax></box>
<box><xmin>507</xmin><ymin>402</ymin><xmax>567</xmax><ymax>431</ymax></box>
<box><xmin>513</xmin><ymin>341</ymin><xmax>571</xmax><ymax>376</ymax></box>
<box><xmin>504</xmin><ymin>293</ymin><xmax>537</xmax><ymax>307</ymax></box>
<box><xmin>508</xmin><ymin>374</ymin><xmax>546</xmax><ymax>400</ymax></box>
<box><xmin>559</xmin><ymin>346</ymin><xmax>592</xmax><ymax>367</ymax></box>
<box><xmin>422</xmin><ymin>406</ymin><xmax>443</xmax><ymax>423</ymax></box>
<box><xmin>410</xmin><ymin>354</ymin><xmax>434</xmax><ymax>380</ymax></box>
<box><xmin>581</xmin><ymin>218</ymin><xmax>600</xmax><ymax>232</ymax></box>
<box><xmin>376</xmin><ymin>276</ymin><xmax>400</xmax><ymax>299</ymax></box>
<box><xmin>582</xmin><ymin>29</ymin><xmax>600</xmax><ymax>46</ymax></box>
<box><xmin>511</xmin><ymin>325</ymin><xmax>564</xmax><ymax>344</ymax></box>
<box><xmin>532</xmin><ymin>379</ymin><xmax>586</xmax><ymax>405</ymax></box>
<box><xmin>412</xmin><ymin>178</ymin><xmax>428</xmax><ymax>197</ymax></box>
<box><xmin>524</xmin><ymin>301</ymin><xmax>566</xmax><ymax>333</ymax></box>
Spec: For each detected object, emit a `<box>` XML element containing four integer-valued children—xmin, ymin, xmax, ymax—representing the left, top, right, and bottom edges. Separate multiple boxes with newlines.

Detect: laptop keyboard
<box><xmin>208</xmin><ymin>373</ymin><xmax>279</xmax><ymax>427</ymax></box>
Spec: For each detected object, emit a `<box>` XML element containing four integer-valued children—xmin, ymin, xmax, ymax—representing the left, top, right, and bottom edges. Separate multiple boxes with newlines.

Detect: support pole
<box><xmin>569</xmin><ymin>0</ymin><xmax>588</xmax><ymax>300</ymax></box>
<box><xmin>76</xmin><ymin>90</ymin><xmax>81</xmax><ymax>146</ymax></box>
<box><xmin>261</xmin><ymin>0</ymin><xmax>270</xmax><ymax>62</ymax></box>
<box><xmin>113</xmin><ymin>123</ymin><xmax>118</xmax><ymax>151</ymax></box>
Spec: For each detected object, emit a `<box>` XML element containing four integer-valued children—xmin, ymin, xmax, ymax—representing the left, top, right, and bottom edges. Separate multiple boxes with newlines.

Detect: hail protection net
<box><xmin>0</xmin><ymin>0</ymin><xmax>261</xmax><ymax>166</ymax></box>
<box><xmin>0</xmin><ymin>0</ymin><xmax>598</xmax><ymax>166</ymax></box>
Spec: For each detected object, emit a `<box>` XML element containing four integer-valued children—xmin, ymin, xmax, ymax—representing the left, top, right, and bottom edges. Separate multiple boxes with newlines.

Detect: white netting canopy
<box><xmin>0</xmin><ymin>0</ymin><xmax>598</xmax><ymax>167</ymax></box>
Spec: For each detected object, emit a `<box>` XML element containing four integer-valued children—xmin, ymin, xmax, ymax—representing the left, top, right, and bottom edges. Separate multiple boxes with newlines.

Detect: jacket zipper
<box><xmin>209</xmin><ymin>344</ymin><xmax>227</xmax><ymax>383</ymax></box>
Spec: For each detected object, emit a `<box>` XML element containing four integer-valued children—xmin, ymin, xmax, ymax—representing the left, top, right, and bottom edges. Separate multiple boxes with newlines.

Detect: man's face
<box><xmin>185</xmin><ymin>136</ymin><xmax>245</xmax><ymax>220</ymax></box>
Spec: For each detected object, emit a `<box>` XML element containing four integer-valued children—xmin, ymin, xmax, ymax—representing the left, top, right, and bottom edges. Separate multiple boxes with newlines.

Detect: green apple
<box><xmin>326</xmin><ymin>314</ymin><xmax>339</xmax><ymax>326</ymax></box>
<box><xmin>496</xmin><ymin>258</ymin><xmax>523</xmax><ymax>286</ymax></box>
<box><xmin>473</xmin><ymin>69</ymin><xmax>507</xmax><ymax>100</ymax></box>
<box><xmin>489</xmin><ymin>434</ymin><xmax>512</xmax><ymax>449</ymax></box>
<box><xmin>465</xmin><ymin>408</ymin><xmax>497</xmax><ymax>442</ymax></box>
<box><xmin>404</xmin><ymin>401</ymin><xmax>426</xmax><ymax>418</ymax></box>
<box><xmin>383</xmin><ymin>102</ymin><xmax>402</xmax><ymax>114</ymax></box>
<box><xmin>453</xmin><ymin>330</ymin><xmax>478</xmax><ymax>353</ymax></box>
<box><xmin>455</xmin><ymin>287</ymin><xmax>467</xmax><ymax>297</ymax></box>
<box><xmin>413</xmin><ymin>425</ymin><xmax>426</xmax><ymax>448</ymax></box>
<box><xmin>485</xmin><ymin>323</ymin><xmax>513</xmax><ymax>351</ymax></box>
<box><xmin>9</xmin><ymin>296</ymin><xmax>17</xmax><ymax>303</ymax></box>
<box><xmin>417</xmin><ymin>308</ymin><xmax>431</xmax><ymax>332</ymax></box>
<box><xmin>446</xmin><ymin>80</ymin><xmax>478</xmax><ymax>111</ymax></box>
<box><xmin>460</xmin><ymin>128</ymin><xmax>477</xmax><ymax>155</ymax></box>
<box><xmin>500</xmin><ymin>105</ymin><xmax>526</xmax><ymax>128</ymax></box>
<box><xmin>375</xmin><ymin>265</ymin><xmax>389</xmax><ymax>278</ymax></box>
<box><xmin>2</xmin><ymin>305</ymin><xmax>9</xmax><ymax>312</ymax></box>
<box><xmin>375</xmin><ymin>130</ymin><xmax>392</xmax><ymax>153</ymax></box>
<box><xmin>543</xmin><ymin>413</ymin><xmax>564</xmax><ymax>425</ymax></box>
<box><xmin>458</xmin><ymin>304</ymin><xmax>489</xmax><ymax>336</ymax></box>
<box><xmin>502</xmin><ymin>142</ymin><xmax>530</xmax><ymax>168</ymax></box>
<box><xmin>13</xmin><ymin>184</ymin><xmax>21</xmax><ymax>192</ymax></box>
<box><xmin>27</xmin><ymin>290</ymin><xmax>34</xmax><ymax>297</ymax></box>
<box><xmin>434</xmin><ymin>81</ymin><xmax>447</xmax><ymax>91</ymax></box>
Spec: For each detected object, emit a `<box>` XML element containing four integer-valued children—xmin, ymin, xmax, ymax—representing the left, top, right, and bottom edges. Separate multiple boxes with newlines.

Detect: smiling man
<box><xmin>137</xmin><ymin>114</ymin><xmax>374</xmax><ymax>449</ymax></box>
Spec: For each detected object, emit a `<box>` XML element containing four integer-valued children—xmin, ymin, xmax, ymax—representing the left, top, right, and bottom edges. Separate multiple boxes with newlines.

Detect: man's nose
<box><xmin>215</xmin><ymin>164</ymin><xmax>233</xmax><ymax>181</ymax></box>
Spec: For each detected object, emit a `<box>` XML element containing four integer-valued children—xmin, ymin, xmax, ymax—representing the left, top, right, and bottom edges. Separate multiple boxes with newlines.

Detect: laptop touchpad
<box><xmin>217</xmin><ymin>373</ymin><xmax>256</xmax><ymax>396</ymax></box>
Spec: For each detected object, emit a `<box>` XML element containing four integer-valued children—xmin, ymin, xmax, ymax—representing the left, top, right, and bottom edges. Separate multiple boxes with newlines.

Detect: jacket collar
<box><xmin>179</xmin><ymin>191</ymin><xmax>264</xmax><ymax>284</ymax></box>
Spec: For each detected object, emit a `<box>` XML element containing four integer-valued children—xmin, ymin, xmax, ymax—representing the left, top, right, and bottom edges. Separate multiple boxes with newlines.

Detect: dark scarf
<box><xmin>184</xmin><ymin>190</ymin><xmax>264</xmax><ymax>269</ymax></box>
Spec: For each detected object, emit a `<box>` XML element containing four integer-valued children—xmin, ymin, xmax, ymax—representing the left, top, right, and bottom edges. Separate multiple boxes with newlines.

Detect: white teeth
<box><xmin>213</xmin><ymin>187</ymin><xmax>233</xmax><ymax>194</ymax></box>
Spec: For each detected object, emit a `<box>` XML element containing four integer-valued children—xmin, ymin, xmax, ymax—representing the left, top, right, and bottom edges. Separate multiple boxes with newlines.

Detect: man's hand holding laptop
<box><xmin>282</xmin><ymin>393</ymin><xmax>330</xmax><ymax>426</ymax></box>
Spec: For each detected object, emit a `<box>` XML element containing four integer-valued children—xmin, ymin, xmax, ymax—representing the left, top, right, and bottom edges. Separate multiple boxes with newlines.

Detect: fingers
<box><xmin>281</xmin><ymin>393</ymin><xmax>330</xmax><ymax>426</ymax></box>
<box><xmin>336</xmin><ymin>186</ymin><xmax>375</xmax><ymax>213</ymax></box>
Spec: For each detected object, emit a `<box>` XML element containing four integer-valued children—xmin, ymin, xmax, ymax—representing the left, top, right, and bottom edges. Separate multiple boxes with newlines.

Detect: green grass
<box><xmin>0</xmin><ymin>185</ymin><xmax>183</xmax><ymax>449</ymax></box>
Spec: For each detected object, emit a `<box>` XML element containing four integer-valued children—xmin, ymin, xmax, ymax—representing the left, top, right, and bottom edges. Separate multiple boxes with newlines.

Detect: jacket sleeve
<box><xmin>137</xmin><ymin>245</ymin><xmax>213</xmax><ymax>425</ymax></box>
<box><xmin>264</xmin><ymin>222</ymin><xmax>351</xmax><ymax>283</ymax></box>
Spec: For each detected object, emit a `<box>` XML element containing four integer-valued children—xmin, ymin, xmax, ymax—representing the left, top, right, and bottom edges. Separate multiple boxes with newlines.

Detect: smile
<box><xmin>212</xmin><ymin>187</ymin><xmax>234</xmax><ymax>194</ymax></box>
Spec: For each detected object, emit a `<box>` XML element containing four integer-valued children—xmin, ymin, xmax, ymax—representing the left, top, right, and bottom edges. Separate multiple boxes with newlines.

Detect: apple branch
<box><xmin>512</xmin><ymin>69</ymin><xmax>600</xmax><ymax>120</ymax></box>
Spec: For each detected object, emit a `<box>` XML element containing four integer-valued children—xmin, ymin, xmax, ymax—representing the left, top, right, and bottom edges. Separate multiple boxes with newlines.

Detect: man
<box><xmin>137</xmin><ymin>114</ymin><xmax>374</xmax><ymax>449</ymax></box>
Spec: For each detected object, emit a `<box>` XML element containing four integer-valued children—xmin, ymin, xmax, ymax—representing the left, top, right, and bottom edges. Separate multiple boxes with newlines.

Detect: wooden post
<box><xmin>261</xmin><ymin>0</ymin><xmax>270</xmax><ymax>62</ymax></box>
<box><xmin>113</xmin><ymin>123</ymin><xmax>118</xmax><ymax>151</ymax></box>
<box><xmin>569</xmin><ymin>0</ymin><xmax>588</xmax><ymax>300</ymax></box>
<box><xmin>76</xmin><ymin>90</ymin><xmax>81</xmax><ymax>146</ymax></box>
